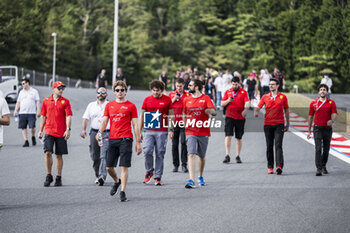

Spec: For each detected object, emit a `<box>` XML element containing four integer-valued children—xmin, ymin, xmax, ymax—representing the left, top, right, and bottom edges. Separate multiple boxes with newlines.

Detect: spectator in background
<box><xmin>245</xmin><ymin>74</ymin><xmax>258</xmax><ymax>110</ymax></box>
<box><xmin>14</xmin><ymin>78</ymin><xmax>40</xmax><ymax>147</ymax></box>
<box><xmin>204</xmin><ymin>76</ymin><xmax>215</xmax><ymax>101</ymax></box>
<box><xmin>320</xmin><ymin>73</ymin><xmax>333</xmax><ymax>98</ymax></box>
<box><xmin>96</xmin><ymin>69</ymin><xmax>108</xmax><ymax>89</ymax></box>
<box><xmin>213</xmin><ymin>71</ymin><xmax>224</xmax><ymax>109</ymax></box>
<box><xmin>223</xmin><ymin>69</ymin><xmax>233</xmax><ymax>81</ymax></box>
<box><xmin>222</xmin><ymin>77</ymin><xmax>232</xmax><ymax>116</ymax></box>
<box><xmin>159</xmin><ymin>68</ymin><xmax>168</xmax><ymax>93</ymax></box>
<box><xmin>272</xmin><ymin>68</ymin><xmax>285</xmax><ymax>92</ymax></box>
<box><xmin>183</xmin><ymin>73</ymin><xmax>190</xmax><ymax>91</ymax></box>
<box><xmin>115</xmin><ymin>67</ymin><xmax>126</xmax><ymax>83</ymax></box>
<box><xmin>261</xmin><ymin>69</ymin><xmax>271</xmax><ymax>95</ymax></box>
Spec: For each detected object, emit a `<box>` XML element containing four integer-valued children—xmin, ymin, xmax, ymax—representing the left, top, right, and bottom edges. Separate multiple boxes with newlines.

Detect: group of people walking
<box><xmin>6</xmin><ymin>69</ymin><xmax>338</xmax><ymax>202</ymax></box>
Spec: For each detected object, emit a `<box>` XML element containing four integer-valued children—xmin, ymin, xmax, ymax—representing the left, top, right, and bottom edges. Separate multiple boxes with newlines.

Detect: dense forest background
<box><xmin>0</xmin><ymin>0</ymin><xmax>349</xmax><ymax>92</ymax></box>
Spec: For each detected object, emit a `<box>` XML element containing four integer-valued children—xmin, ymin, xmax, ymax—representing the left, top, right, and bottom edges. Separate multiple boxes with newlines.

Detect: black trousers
<box><xmin>172</xmin><ymin>125</ymin><xmax>187</xmax><ymax>167</ymax></box>
<box><xmin>264</xmin><ymin>124</ymin><xmax>284</xmax><ymax>169</ymax></box>
<box><xmin>314</xmin><ymin>126</ymin><xmax>332</xmax><ymax>169</ymax></box>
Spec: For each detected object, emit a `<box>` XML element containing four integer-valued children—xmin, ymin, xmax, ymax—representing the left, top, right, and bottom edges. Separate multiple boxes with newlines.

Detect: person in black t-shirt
<box><xmin>96</xmin><ymin>69</ymin><xmax>107</xmax><ymax>89</ymax></box>
<box><xmin>159</xmin><ymin>68</ymin><xmax>168</xmax><ymax>92</ymax></box>
<box><xmin>115</xmin><ymin>67</ymin><xmax>126</xmax><ymax>83</ymax></box>
<box><xmin>245</xmin><ymin>74</ymin><xmax>257</xmax><ymax>109</ymax></box>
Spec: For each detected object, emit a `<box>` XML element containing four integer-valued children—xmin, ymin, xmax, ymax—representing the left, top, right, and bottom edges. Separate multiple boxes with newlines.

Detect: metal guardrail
<box><xmin>18</xmin><ymin>67</ymin><xmax>94</xmax><ymax>89</ymax></box>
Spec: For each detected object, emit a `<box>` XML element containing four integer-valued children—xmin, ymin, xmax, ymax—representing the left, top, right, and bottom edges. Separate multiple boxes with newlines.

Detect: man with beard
<box><xmin>254</xmin><ymin>78</ymin><xmax>289</xmax><ymax>175</ymax></box>
<box><xmin>97</xmin><ymin>81</ymin><xmax>142</xmax><ymax>202</ymax></box>
<box><xmin>168</xmin><ymin>78</ymin><xmax>190</xmax><ymax>173</ymax></box>
<box><xmin>139</xmin><ymin>80</ymin><xmax>174</xmax><ymax>186</ymax></box>
<box><xmin>307</xmin><ymin>84</ymin><xmax>337</xmax><ymax>176</ymax></box>
<box><xmin>221</xmin><ymin>77</ymin><xmax>249</xmax><ymax>164</ymax></box>
<box><xmin>183</xmin><ymin>79</ymin><xmax>216</xmax><ymax>188</ymax></box>
<box><xmin>81</xmin><ymin>87</ymin><xmax>110</xmax><ymax>186</ymax></box>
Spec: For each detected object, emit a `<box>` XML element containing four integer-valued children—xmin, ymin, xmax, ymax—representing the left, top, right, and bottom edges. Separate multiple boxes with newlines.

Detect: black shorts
<box><xmin>44</xmin><ymin>134</ymin><xmax>68</xmax><ymax>155</ymax></box>
<box><xmin>18</xmin><ymin>114</ymin><xmax>36</xmax><ymax>129</ymax></box>
<box><xmin>248</xmin><ymin>91</ymin><xmax>255</xmax><ymax>100</ymax></box>
<box><xmin>106</xmin><ymin>138</ymin><xmax>133</xmax><ymax>167</ymax></box>
<box><xmin>225</xmin><ymin>117</ymin><xmax>245</xmax><ymax>139</ymax></box>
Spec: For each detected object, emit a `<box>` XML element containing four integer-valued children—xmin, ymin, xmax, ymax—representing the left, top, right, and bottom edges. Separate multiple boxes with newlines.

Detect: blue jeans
<box><xmin>216</xmin><ymin>91</ymin><xmax>222</xmax><ymax>107</ymax></box>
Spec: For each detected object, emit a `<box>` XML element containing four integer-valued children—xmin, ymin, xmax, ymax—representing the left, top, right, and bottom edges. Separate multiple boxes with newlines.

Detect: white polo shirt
<box><xmin>82</xmin><ymin>100</ymin><xmax>110</xmax><ymax>130</ymax></box>
<box><xmin>214</xmin><ymin>76</ymin><xmax>225</xmax><ymax>92</ymax></box>
<box><xmin>18</xmin><ymin>87</ymin><xmax>40</xmax><ymax>114</ymax></box>
<box><xmin>0</xmin><ymin>97</ymin><xmax>10</xmax><ymax>144</ymax></box>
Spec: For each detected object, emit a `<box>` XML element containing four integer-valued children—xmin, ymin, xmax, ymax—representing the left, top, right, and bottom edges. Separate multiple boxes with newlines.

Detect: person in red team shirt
<box><xmin>221</xmin><ymin>76</ymin><xmax>249</xmax><ymax>164</ymax></box>
<box><xmin>183</xmin><ymin>79</ymin><xmax>216</xmax><ymax>188</ymax></box>
<box><xmin>307</xmin><ymin>84</ymin><xmax>337</xmax><ymax>176</ymax></box>
<box><xmin>139</xmin><ymin>80</ymin><xmax>174</xmax><ymax>186</ymax></box>
<box><xmin>38</xmin><ymin>81</ymin><xmax>72</xmax><ymax>187</ymax></box>
<box><xmin>168</xmin><ymin>78</ymin><xmax>190</xmax><ymax>173</ymax></box>
<box><xmin>96</xmin><ymin>81</ymin><xmax>142</xmax><ymax>202</ymax></box>
<box><xmin>254</xmin><ymin>78</ymin><xmax>290</xmax><ymax>175</ymax></box>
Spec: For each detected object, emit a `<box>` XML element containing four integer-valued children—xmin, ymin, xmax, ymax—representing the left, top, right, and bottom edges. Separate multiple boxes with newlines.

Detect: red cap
<box><xmin>52</xmin><ymin>81</ymin><xmax>66</xmax><ymax>89</ymax></box>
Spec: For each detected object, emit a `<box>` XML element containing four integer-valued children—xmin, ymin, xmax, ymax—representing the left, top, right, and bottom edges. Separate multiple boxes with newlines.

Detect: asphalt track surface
<box><xmin>1</xmin><ymin>87</ymin><xmax>349</xmax><ymax>233</ymax></box>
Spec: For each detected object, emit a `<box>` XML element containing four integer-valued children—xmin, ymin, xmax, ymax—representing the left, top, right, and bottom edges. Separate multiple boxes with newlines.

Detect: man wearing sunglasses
<box><xmin>13</xmin><ymin>78</ymin><xmax>40</xmax><ymax>147</ymax></box>
<box><xmin>97</xmin><ymin>81</ymin><xmax>142</xmax><ymax>202</ymax></box>
<box><xmin>81</xmin><ymin>87</ymin><xmax>110</xmax><ymax>186</ymax></box>
<box><xmin>254</xmin><ymin>78</ymin><xmax>289</xmax><ymax>175</ymax></box>
<box><xmin>38</xmin><ymin>81</ymin><xmax>72</xmax><ymax>187</ymax></box>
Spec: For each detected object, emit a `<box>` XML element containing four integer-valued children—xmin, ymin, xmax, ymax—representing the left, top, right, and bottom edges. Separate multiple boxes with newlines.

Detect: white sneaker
<box><xmin>94</xmin><ymin>178</ymin><xmax>99</xmax><ymax>184</ymax></box>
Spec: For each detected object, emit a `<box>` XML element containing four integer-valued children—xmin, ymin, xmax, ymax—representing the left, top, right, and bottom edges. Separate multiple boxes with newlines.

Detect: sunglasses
<box><xmin>97</xmin><ymin>91</ymin><xmax>107</xmax><ymax>95</ymax></box>
<box><xmin>115</xmin><ymin>89</ymin><xmax>125</xmax><ymax>92</ymax></box>
<box><xmin>57</xmin><ymin>86</ymin><xmax>65</xmax><ymax>90</ymax></box>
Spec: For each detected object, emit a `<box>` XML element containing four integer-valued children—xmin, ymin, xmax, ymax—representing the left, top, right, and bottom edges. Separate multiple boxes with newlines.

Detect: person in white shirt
<box><xmin>320</xmin><ymin>73</ymin><xmax>333</xmax><ymax>98</ymax></box>
<box><xmin>223</xmin><ymin>69</ymin><xmax>233</xmax><ymax>81</ymax></box>
<box><xmin>261</xmin><ymin>69</ymin><xmax>272</xmax><ymax>95</ymax></box>
<box><xmin>14</xmin><ymin>78</ymin><xmax>40</xmax><ymax>147</ymax></box>
<box><xmin>214</xmin><ymin>71</ymin><xmax>224</xmax><ymax>109</ymax></box>
<box><xmin>81</xmin><ymin>87</ymin><xmax>110</xmax><ymax>186</ymax></box>
<box><xmin>0</xmin><ymin>96</ymin><xmax>10</xmax><ymax>150</ymax></box>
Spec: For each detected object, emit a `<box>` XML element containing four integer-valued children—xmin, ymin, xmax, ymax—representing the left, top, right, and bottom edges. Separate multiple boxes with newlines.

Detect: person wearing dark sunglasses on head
<box><xmin>81</xmin><ymin>87</ymin><xmax>110</xmax><ymax>186</ymax></box>
<box><xmin>38</xmin><ymin>81</ymin><xmax>72</xmax><ymax>187</ymax></box>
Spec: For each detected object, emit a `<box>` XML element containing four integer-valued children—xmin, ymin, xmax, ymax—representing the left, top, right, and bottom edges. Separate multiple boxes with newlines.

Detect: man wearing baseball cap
<box><xmin>38</xmin><ymin>81</ymin><xmax>73</xmax><ymax>187</ymax></box>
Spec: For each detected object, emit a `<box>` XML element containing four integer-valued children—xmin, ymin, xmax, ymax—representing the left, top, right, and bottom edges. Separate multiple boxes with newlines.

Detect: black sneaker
<box><xmin>182</xmin><ymin>164</ymin><xmax>188</xmax><ymax>173</ymax></box>
<box><xmin>322</xmin><ymin>166</ymin><xmax>328</xmax><ymax>174</ymax></box>
<box><xmin>223</xmin><ymin>155</ymin><xmax>230</xmax><ymax>163</ymax></box>
<box><xmin>44</xmin><ymin>174</ymin><xmax>53</xmax><ymax>187</ymax></box>
<box><xmin>235</xmin><ymin>156</ymin><xmax>242</xmax><ymax>164</ymax></box>
<box><xmin>32</xmin><ymin>136</ymin><xmax>36</xmax><ymax>146</ymax></box>
<box><xmin>110</xmin><ymin>179</ymin><xmax>121</xmax><ymax>196</ymax></box>
<box><xmin>172</xmin><ymin>166</ymin><xmax>179</xmax><ymax>172</ymax></box>
<box><xmin>120</xmin><ymin>191</ymin><xmax>127</xmax><ymax>202</ymax></box>
<box><xmin>98</xmin><ymin>176</ymin><xmax>105</xmax><ymax>186</ymax></box>
<box><xmin>22</xmin><ymin>140</ymin><xmax>29</xmax><ymax>147</ymax></box>
<box><xmin>316</xmin><ymin>169</ymin><xmax>322</xmax><ymax>176</ymax></box>
<box><xmin>54</xmin><ymin>176</ymin><xmax>62</xmax><ymax>186</ymax></box>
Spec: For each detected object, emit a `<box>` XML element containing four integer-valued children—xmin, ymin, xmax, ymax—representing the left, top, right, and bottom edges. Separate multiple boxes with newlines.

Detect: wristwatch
<box><xmin>67</xmin><ymin>127</ymin><xmax>71</xmax><ymax>131</ymax></box>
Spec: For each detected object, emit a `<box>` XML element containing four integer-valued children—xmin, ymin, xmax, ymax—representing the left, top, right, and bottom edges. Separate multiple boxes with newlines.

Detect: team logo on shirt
<box><xmin>199</xmin><ymin>100</ymin><xmax>205</xmax><ymax>103</ymax></box>
<box><xmin>280</xmin><ymin>96</ymin><xmax>283</xmax><ymax>99</ymax></box>
<box><xmin>329</xmin><ymin>101</ymin><xmax>332</xmax><ymax>104</ymax></box>
<box><xmin>61</xmin><ymin>100</ymin><xmax>65</xmax><ymax>104</ymax></box>
<box><xmin>144</xmin><ymin>110</ymin><xmax>161</xmax><ymax>129</ymax></box>
<box><xmin>121</xmin><ymin>106</ymin><xmax>128</xmax><ymax>109</ymax></box>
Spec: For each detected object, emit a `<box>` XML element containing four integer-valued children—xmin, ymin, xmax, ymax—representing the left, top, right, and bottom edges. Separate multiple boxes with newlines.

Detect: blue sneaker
<box><xmin>185</xmin><ymin>179</ymin><xmax>195</xmax><ymax>189</ymax></box>
<box><xmin>198</xmin><ymin>176</ymin><xmax>206</xmax><ymax>186</ymax></box>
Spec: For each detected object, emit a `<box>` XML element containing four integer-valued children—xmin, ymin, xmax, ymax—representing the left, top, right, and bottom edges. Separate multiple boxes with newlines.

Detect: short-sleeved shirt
<box><xmin>246</xmin><ymin>79</ymin><xmax>256</xmax><ymax>92</ymax></box>
<box><xmin>82</xmin><ymin>101</ymin><xmax>110</xmax><ymax>130</ymax></box>
<box><xmin>222</xmin><ymin>88</ymin><xmax>249</xmax><ymax>120</ymax></box>
<box><xmin>115</xmin><ymin>73</ymin><xmax>125</xmax><ymax>81</ymax></box>
<box><xmin>159</xmin><ymin>74</ymin><xmax>168</xmax><ymax>84</ymax></box>
<box><xmin>17</xmin><ymin>87</ymin><xmax>40</xmax><ymax>114</ymax></box>
<box><xmin>258</xmin><ymin>92</ymin><xmax>289</xmax><ymax>125</ymax></box>
<box><xmin>40</xmin><ymin>95</ymin><xmax>73</xmax><ymax>137</ymax></box>
<box><xmin>168</xmin><ymin>91</ymin><xmax>190</xmax><ymax>123</ymax></box>
<box><xmin>183</xmin><ymin>94</ymin><xmax>215</xmax><ymax>136</ymax></box>
<box><xmin>104</xmin><ymin>100</ymin><xmax>138</xmax><ymax>139</ymax></box>
<box><xmin>308</xmin><ymin>98</ymin><xmax>337</xmax><ymax>126</ymax></box>
<box><xmin>96</xmin><ymin>74</ymin><xmax>107</xmax><ymax>87</ymax></box>
<box><xmin>142</xmin><ymin>95</ymin><xmax>172</xmax><ymax>131</ymax></box>
<box><xmin>0</xmin><ymin>97</ymin><xmax>10</xmax><ymax>144</ymax></box>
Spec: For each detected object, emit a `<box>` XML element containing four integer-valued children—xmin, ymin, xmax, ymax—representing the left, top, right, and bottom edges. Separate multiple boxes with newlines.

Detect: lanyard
<box><xmin>316</xmin><ymin>98</ymin><xmax>327</xmax><ymax>111</ymax></box>
<box><xmin>232</xmin><ymin>90</ymin><xmax>238</xmax><ymax>100</ymax></box>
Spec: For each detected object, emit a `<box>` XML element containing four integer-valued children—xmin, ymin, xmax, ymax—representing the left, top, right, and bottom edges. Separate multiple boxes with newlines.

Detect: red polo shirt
<box><xmin>309</xmin><ymin>98</ymin><xmax>337</xmax><ymax>126</ymax></box>
<box><xmin>142</xmin><ymin>94</ymin><xmax>172</xmax><ymax>131</ymax></box>
<box><xmin>258</xmin><ymin>92</ymin><xmax>289</xmax><ymax>125</ymax></box>
<box><xmin>222</xmin><ymin>88</ymin><xmax>249</xmax><ymax>120</ymax></box>
<box><xmin>168</xmin><ymin>91</ymin><xmax>190</xmax><ymax>123</ymax></box>
<box><xmin>183</xmin><ymin>94</ymin><xmax>215</xmax><ymax>136</ymax></box>
<box><xmin>40</xmin><ymin>95</ymin><xmax>73</xmax><ymax>137</ymax></box>
<box><xmin>104</xmin><ymin>100</ymin><xmax>138</xmax><ymax>139</ymax></box>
